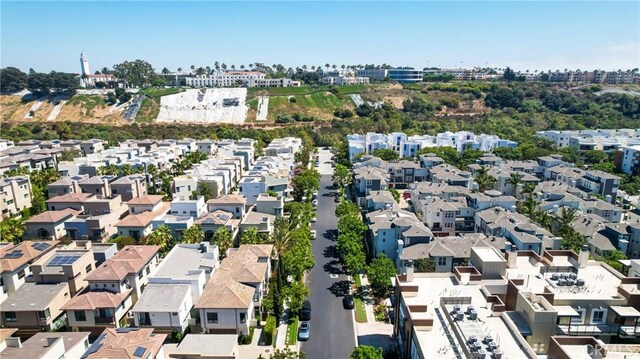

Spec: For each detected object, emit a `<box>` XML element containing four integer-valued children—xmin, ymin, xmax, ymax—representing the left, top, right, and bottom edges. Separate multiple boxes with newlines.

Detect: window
<box><xmin>4</xmin><ymin>312</ymin><xmax>17</xmax><ymax>322</ymax></box>
<box><xmin>240</xmin><ymin>312</ymin><xmax>247</xmax><ymax>323</ymax></box>
<box><xmin>207</xmin><ymin>312</ymin><xmax>218</xmax><ymax>324</ymax></box>
<box><xmin>86</xmin><ymin>264</ymin><xmax>92</xmax><ymax>274</ymax></box>
<box><xmin>146</xmin><ymin>266</ymin><xmax>150</xmax><ymax>275</ymax></box>
<box><xmin>437</xmin><ymin>257</ymin><xmax>447</xmax><ymax>266</ymax></box>
<box><xmin>17</xmin><ymin>270</ymin><xmax>25</xmax><ymax>280</ymax></box>
<box><xmin>591</xmin><ymin>308</ymin><xmax>607</xmax><ymax>325</ymax></box>
<box><xmin>571</xmin><ymin>307</ymin><xmax>586</xmax><ymax>324</ymax></box>
<box><xmin>75</xmin><ymin>310</ymin><xmax>86</xmax><ymax>321</ymax></box>
<box><xmin>138</xmin><ymin>271</ymin><xmax>144</xmax><ymax>279</ymax></box>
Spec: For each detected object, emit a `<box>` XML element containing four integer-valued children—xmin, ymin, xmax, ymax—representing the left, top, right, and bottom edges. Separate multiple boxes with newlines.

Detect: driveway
<box><xmin>302</xmin><ymin>149</ymin><xmax>356</xmax><ymax>358</ymax></box>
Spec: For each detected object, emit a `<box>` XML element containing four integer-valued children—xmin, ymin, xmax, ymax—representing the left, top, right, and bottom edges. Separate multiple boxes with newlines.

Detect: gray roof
<box><xmin>590</xmin><ymin>232</ymin><xmax>616</xmax><ymax>251</ymax></box>
<box><xmin>401</xmin><ymin>234</ymin><xmax>506</xmax><ymax>260</ymax></box>
<box><xmin>152</xmin><ymin>243</ymin><xmax>218</xmax><ymax>280</ymax></box>
<box><xmin>131</xmin><ymin>284</ymin><xmax>190</xmax><ymax>312</ymax></box>
<box><xmin>0</xmin><ymin>283</ymin><xmax>68</xmax><ymax>311</ymax></box>
<box><xmin>172</xmin><ymin>334</ymin><xmax>237</xmax><ymax>357</ymax></box>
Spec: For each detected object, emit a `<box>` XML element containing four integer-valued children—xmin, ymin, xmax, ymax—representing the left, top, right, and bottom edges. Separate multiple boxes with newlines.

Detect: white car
<box><xmin>311</xmin><ymin>217</ymin><xmax>317</xmax><ymax>223</ymax></box>
<box><xmin>310</xmin><ymin>229</ymin><xmax>317</xmax><ymax>239</ymax></box>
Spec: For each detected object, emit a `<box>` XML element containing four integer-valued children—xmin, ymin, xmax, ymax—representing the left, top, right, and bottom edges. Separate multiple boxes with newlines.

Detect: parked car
<box><xmin>343</xmin><ymin>295</ymin><xmax>355</xmax><ymax>309</ymax></box>
<box><xmin>300</xmin><ymin>300</ymin><xmax>311</xmax><ymax>320</ymax></box>
<box><xmin>298</xmin><ymin>321</ymin><xmax>310</xmax><ymax>341</ymax></box>
<box><xmin>311</xmin><ymin>217</ymin><xmax>317</xmax><ymax>223</ymax></box>
<box><xmin>310</xmin><ymin>229</ymin><xmax>317</xmax><ymax>239</ymax></box>
<box><xmin>334</xmin><ymin>196</ymin><xmax>341</xmax><ymax>203</ymax></box>
<box><xmin>312</xmin><ymin>199</ymin><xmax>318</xmax><ymax>207</ymax></box>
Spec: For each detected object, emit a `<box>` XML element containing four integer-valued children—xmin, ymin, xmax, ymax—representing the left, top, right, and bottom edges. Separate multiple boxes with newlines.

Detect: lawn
<box><xmin>285</xmin><ymin>316</ymin><xmax>299</xmax><ymax>345</ymax></box>
<box><xmin>354</xmin><ymin>296</ymin><xmax>367</xmax><ymax>323</ymax></box>
<box><xmin>353</xmin><ymin>274</ymin><xmax>362</xmax><ymax>288</ymax></box>
<box><xmin>136</xmin><ymin>88</ymin><xmax>184</xmax><ymax>122</ymax></box>
<box><xmin>247</xmin><ymin>84</ymin><xmax>370</xmax><ymax>99</ymax></box>
<box><xmin>267</xmin><ymin>92</ymin><xmax>353</xmax><ymax>121</ymax></box>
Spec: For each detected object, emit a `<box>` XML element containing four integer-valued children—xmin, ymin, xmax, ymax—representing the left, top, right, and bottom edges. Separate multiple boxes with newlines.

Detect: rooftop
<box><xmin>82</xmin><ymin>328</ymin><xmax>166</xmax><ymax>359</ymax></box>
<box><xmin>0</xmin><ymin>332</ymin><xmax>90</xmax><ymax>359</ymax></box>
<box><xmin>131</xmin><ymin>284</ymin><xmax>190</xmax><ymax>313</ymax></box>
<box><xmin>0</xmin><ymin>241</ymin><xmax>58</xmax><ymax>273</ymax></box>
<box><xmin>0</xmin><ymin>283</ymin><xmax>69</xmax><ymax>311</ymax></box>
<box><xmin>152</xmin><ymin>243</ymin><xmax>218</xmax><ymax>280</ymax></box>
<box><xmin>85</xmin><ymin>245</ymin><xmax>159</xmax><ymax>281</ymax></box>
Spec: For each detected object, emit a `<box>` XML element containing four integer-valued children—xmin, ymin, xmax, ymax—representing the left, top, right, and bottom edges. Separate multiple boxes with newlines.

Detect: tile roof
<box><xmin>206</xmin><ymin>194</ymin><xmax>247</xmax><ymax>205</ymax></box>
<box><xmin>24</xmin><ymin>208</ymin><xmax>79</xmax><ymax>224</ymax></box>
<box><xmin>45</xmin><ymin>193</ymin><xmax>93</xmax><ymax>203</ymax></box>
<box><xmin>116</xmin><ymin>203</ymin><xmax>169</xmax><ymax>228</ymax></box>
<box><xmin>0</xmin><ymin>240</ymin><xmax>59</xmax><ymax>273</ymax></box>
<box><xmin>62</xmin><ymin>288</ymin><xmax>132</xmax><ymax>310</ymax></box>
<box><xmin>85</xmin><ymin>245</ymin><xmax>159</xmax><ymax>281</ymax></box>
<box><xmin>83</xmin><ymin>328</ymin><xmax>166</xmax><ymax>359</ymax></box>
<box><xmin>127</xmin><ymin>195</ymin><xmax>164</xmax><ymax>205</ymax></box>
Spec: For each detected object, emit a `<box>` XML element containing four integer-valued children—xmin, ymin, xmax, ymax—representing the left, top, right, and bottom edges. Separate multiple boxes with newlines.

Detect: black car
<box><xmin>300</xmin><ymin>300</ymin><xmax>311</xmax><ymax>320</ymax></box>
<box><xmin>343</xmin><ymin>295</ymin><xmax>355</xmax><ymax>309</ymax></box>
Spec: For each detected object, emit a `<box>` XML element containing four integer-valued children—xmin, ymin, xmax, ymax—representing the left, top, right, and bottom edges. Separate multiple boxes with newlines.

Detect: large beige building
<box><xmin>0</xmin><ymin>176</ymin><xmax>32</xmax><ymax>218</ymax></box>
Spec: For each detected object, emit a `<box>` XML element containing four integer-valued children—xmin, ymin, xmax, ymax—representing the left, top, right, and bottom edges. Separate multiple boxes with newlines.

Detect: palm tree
<box><xmin>205</xmin><ymin>66</ymin><xmax>211</xmax><ymax>75</ymax></box>
<box><xmin>506</xmin><ymin>173</ymin><xmax>523</xmax><ymax>197</ymax></box>
<box><xmin>558</xmin><ymin>207</ymin><xmax>577</xmax><ymax>229</ymax></box>
<box><xmin>182</xmin><ymin>224</ymin><xmax>204</xmax><ymax>244</ymax></box>
<box><xmin>0</xmin><ymin>218</ymin><xmax>25</xmax><ymax>243</ymax></box>
<box><xmin>269</xmin><ymin>217</ymin><xmax>294</xmax><ymax>259</ymax></box>
<box><xmin>214</xmin><ymin>61</ymin><xmax>220</xmax><ymax>71</ymax></box>
<box><xmin>474</xmin><ymin>166</ymin><xmax>496</xmax><ymax>192</ymax></box>
<box><xmin>221</xmin><ymin>63</ymin><xmax>227</xmax><ymax>70</ymax></box>
<box><xmin>325</xmin><ymin>63</ymin><xmax>330</xmax><ymax>72</ymax></box>
<box><xmin>177</xmin><ymin>67</ymin><xmax>183</xmax><ymax>73</ymax></box>
<box><xmin>230</xmin><ymin>65</ymin><xmax>236</xmax><ymax>71</ymax></box>
<box><xmin>190</xmin><ymin>65</ymin><xmax>195</xmax><ymax>72</ymax></box>
<box><xmin>240</xmin><ymin>65</ymin><xmax>245</xmax><ymax>71</ymax></box>
<box><xmin>521</xmin><ymin>197</ymin><xmax>538</xmax><ymax>219</ymax></box>
<box><xmin>332</xmin><ymin>64</ymin><xmax>337</xmax><ymax>70</ymax></box>
<box><xmin>161</xmin><ymin>67</ymin><xmax>170</xmax><ymax>75</ymax></box>
<box><xmin>311</xmin><ymin>66</ymin><xmax>316</xmax><ymax>71</ymax></box>
<box><xmin>100</xmin><ymin>164</ymin><xmax>119</xmax><ymax>176</ymax></box>
<box><xmin>341</xmin><ymin>64</ymin><xmax>346</xmax><ymax>70</ymax></box>
<box><xmin>212</xmin><ymin>227</ymin><xmax>233</xmax><ymax>258</ymax></box>
<box><xmin>521</xmin><ymin>183</ymin><xmax>536</xmax><ymax>199</ymax></box>
<box><xmin>145</xmin><ymin>225</ymin><xmax>173</xmax><ymax>252</ymax></box>
<box><xmin>119</xmin><ymin>164</ymin><xmax>133</xmax><ymax>176</ymax></box>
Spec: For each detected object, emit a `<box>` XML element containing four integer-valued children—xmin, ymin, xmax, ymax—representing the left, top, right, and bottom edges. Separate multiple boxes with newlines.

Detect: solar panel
<box><xmin>133</xmin><ymin>346</ymin><xmax>146</xmax><ymax>357</ymax></box>
<box><xmin>31</xmin><ymin>242</ymin><xmax>51</xmax><ymax>251</ymax></box>
<box><xmin>3</xmin><ymin>250</ymin><xmax>23</xmax><ymax>259</ymax></box>
<box><xmin>49</xmin><ymin>255</ymin><xmax>81</xmax><ymax>266</ymax></box>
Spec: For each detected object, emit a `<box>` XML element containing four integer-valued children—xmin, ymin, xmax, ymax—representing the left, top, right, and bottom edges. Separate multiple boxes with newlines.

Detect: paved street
<box><xmin>302</xmin><ymin>148</ymin><xmax>356</xmax><ymax>359</ymax></box>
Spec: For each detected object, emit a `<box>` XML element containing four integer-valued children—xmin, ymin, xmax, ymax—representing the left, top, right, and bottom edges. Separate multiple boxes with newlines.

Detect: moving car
<box><xmin>343</xmin><ymin>295</ymin><xmax>355</xmax><ymax>309</ymax></box>
<box><xmin>298</xmin><ymin>321</ymin><xmax>310</xmax><ymax>341</ymax></box>
<box><xmin>300</xmin><ymin>300</ymin><xmax>311</xmax><ymax>320</ymax></box>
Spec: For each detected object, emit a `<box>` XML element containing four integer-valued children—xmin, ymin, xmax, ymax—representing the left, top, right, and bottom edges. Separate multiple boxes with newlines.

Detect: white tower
<box><xmin>80</xmin><ymin>53</ymin><xmax>90</xmax><ymax>76</ymax></box>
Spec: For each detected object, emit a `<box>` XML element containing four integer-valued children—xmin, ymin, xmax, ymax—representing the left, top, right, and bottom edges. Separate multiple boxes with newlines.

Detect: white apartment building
<box><xmin>620</xmin><ymin>145</ymin><xmax>640</xmax><ymax>175</ymax></box>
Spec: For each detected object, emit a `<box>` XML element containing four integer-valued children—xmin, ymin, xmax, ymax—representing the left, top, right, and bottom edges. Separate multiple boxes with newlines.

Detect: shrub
<box><xmin>238</xmin><ymin>326</ymin><xmax>255</xmax><ymax>345</ymax></box>
<box><xmin>289</xmin><ymin>96</ymin><xmax>296</xmax><ymax>103</ymax></box>
<box><xmin>264</xmin><ymin>316</ymin><xmax>276</xmax><ymax>345</ymax></box>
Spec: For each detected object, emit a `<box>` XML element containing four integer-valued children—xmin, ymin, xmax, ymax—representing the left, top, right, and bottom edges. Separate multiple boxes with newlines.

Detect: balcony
<box><xmin>94</xmin><ymin>316</ymin><xmax>115</xmax><ymax>324</ymax></box>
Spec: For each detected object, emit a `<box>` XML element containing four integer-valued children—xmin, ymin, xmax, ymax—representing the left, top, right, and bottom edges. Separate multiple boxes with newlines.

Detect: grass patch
<box><xmin>267</xmin><ymin>92</ymin><xmax>352</xmax><ymax>121</ymax></box>
<box><xmin>285</xmin><ymin>316</ymin><xmax>299</xmax><ymax>346</ymax></box>
<box><xmin>264</xmin><ymin>315</ymin><xmax>276</xmax><ymax>346</ymax></box>
<box><xmin>247</xmin><ymin>98</ymin><xmax>258</xmax><ymax>111</ymax></box>
<box><xmin>141</xmin><ymin>87</ymin><xmax>183</xmax><ymax>100</ymax></box>
<box><xmin>354</xmin><ymin>296</ymin><xmax>367</xmax><ymax>323</ymax></box>
<box><xmin>67</xmin><ymin>95</ymin><xmax>106</xmax><ymax>116</ymax></box>
<box><xmin>135</xmin><ymin>98</ymin><xmax>158</xmax><ymax>123</ymax></box>
<box><xmin>353</xmin><ymin>274</ymin><xmax>362</xmax><ymax>288</ymax></box>
<box><xmin>247</xmin><ymin>84</ymin><xmax>369</xmax><ymax>99</ymax></box>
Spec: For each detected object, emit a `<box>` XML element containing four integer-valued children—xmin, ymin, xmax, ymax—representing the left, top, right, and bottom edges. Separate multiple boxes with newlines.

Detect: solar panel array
<box><xmin>49</xmin><ymin>255</ymin><xmax>81</xmax><ymax>266</ymax></box>
<box><xmin>133</xmin><ymin>346</ymin><xmax>147</xmax><ymax>357</ymax></box>
<box><xmin>2</xmin><ymin>250</ymin><xmax>23</xmax><ymax>259</ymax></box>
<box><xmin>32</xmin><ymin>242</ymin><xmax>51</xmax><ymax>251</ymax></box>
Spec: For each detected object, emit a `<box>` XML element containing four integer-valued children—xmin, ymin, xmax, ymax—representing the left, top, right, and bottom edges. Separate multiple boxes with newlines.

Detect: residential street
<box><xmin>302</xmin><ymin>149</ymin><xmax>356</xmax><ymax>359</ymax></box>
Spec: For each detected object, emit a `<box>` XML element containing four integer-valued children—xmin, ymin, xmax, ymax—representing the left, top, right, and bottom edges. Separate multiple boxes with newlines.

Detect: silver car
<box><xmin>298</xmin><ymin>321</ymin><xmax>310</xmax><ymax>341</ymax></box>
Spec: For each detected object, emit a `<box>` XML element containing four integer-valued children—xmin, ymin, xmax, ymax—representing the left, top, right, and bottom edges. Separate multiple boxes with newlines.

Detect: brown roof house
<box><xmin>23</xmin><ymin>208</ymin><xmax>79</xmax><ymax>240</ymax></box>
<box><xmin>0</xmin><ymin>331</ymin><xmax>90</xmax><ymax>359</ymax></box>
<box><xmin>0</xmin><ymin>241</ymin><xmax>58</xmax><ymax>304</ymax></box>
<box><xmin>62</xmin><ymin>245</ymin><xmax>160</xmax><ymax>336</ymax></box>
<box><xmin>195</xmin><ymin>244</ymin><xmax>272</xmax><ymax>335</ymax></box>
<box><xmin>81</xmin><ymin>327</ymin><xmax>166</xmax><ymax>359</ymax></box>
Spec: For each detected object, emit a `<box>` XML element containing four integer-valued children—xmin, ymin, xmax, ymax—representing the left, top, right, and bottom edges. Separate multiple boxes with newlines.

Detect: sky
<box><xmin>1</xmin><ymin>1</ymin><xmax>639</xmax><ymax>73</ymax></box>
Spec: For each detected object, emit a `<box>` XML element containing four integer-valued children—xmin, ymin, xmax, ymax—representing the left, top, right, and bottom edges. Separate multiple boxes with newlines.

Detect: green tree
<box><xmin>503</xmin><ymin>67</ymin><xmax>516</xmax><ymax>82</ymax></box>
<box><xmin>212</xmin><ymin>227</ymin><xmax>233</xmax><ymax>258</ymax></box>
<box><xmin>285</xmin><ymin>280</ymin><xmax>310</xmax><ymax>316</ymax></box>
<box><xmin>112</xmin><ymin>59</ymin><xmax>156</xmax><ymax>87</ymax></box>
<box><xmin>0</xmin><ymin>218</ymin><xmax>25</xmax><ymax>243</ymax></box>
<box><xmin>350</xmin><ymin>346</ymin><xmax>383</xmax><ymax>359</ymax></box>
<box><xmin>240</xmin><ymin>227</ymin><xmax>265</xmax><ymax>245</ymax></box>
<box><xmin>414</xmin><ymin>258</ymin><xmax>436</xmax><ymax>273</ymax></box>
<box><xmin>145</xmin><ymin>225</ymin><xmax>173</xmax><ymax>252</ymax></box>
<box><xmin>367</xmin><ymin>253</ymin><xmax>396</xmax><ymax>297</ymax></box>
<box><xmin>332</xmin><ymin>163</ymin><xmax>351</xmax><ymax>188</ymax></box>
<box><xmin>371</xmin><ymin>148</ymin><xmax>399</xmax><ymax>161</ymax></box>
<box><xmin>182</xmin><ymin>224</ymin><xmax>204</xmax><ymax>244</ymax></box>
<box><xmin>389</xmin><ymin>188</ymin><xmax>400</xmax><ymax>203</ymax></box>
<box><xmin>0</xmin><ymin>67</ymin><xmax>28</xmax><ymax>93</ymax></box>
<box><xmin>281</xmin><ymin>228</ymin><xmax>314</xmax><ymax>280</ymax></box>
<box><xmin>110</xmin><ymin>235</ymin><xmax>136</xmax><ymax>250</ymax></box>
<box><xmin>270</xmin><ymin>347</ymin><xmax>306</xmax><ymax>359</ymax></box>
<box><xmin>474</xmin><ymin>166</ymin><xmax>496</xmax><ymax>192</ymax></box>
<box><xmin>505</xmin><ymin>173</ymin><xmax>523</xmax><ymax>197</ymax></box>
<box><xmin>291</xmin><ymin>169</ymin><xmax>320</xmax><ymax>202</ymax></box>
<box><xmin>584</xmin><ymin>150</ymin><xmax>609</xmax><ymax>165</ymax></box>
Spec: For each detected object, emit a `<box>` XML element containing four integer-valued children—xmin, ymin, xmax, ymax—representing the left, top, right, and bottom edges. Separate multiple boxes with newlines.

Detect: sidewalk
<box><xmin>355</xmin><ymin>274</ymin><xmax>395</xmax><ymax>352</ymax></box>
<box><xmin>358</xmin><ymin>274</ymin><xmax>376</xmax><ymax>322</ymax></box>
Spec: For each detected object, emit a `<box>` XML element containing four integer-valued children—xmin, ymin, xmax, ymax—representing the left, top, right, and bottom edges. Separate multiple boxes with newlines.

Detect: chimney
<box><xmin>6</xmin><ymin>337</ymin><xmax>22</xmax><ymax>348</ymax></box>
<box><xmin>507</xmin><ymin>245</ymin><xmax>518</xmax><ymax>268</ymax></box>
<box><xmin>578</xmin><ymin>245</ymin><xmax>589</xmax><ymax>268</ymax></box>
<box><xmin>406</xmin><ymin>260</ymin><xmax>414</xmax><ymax>282</ymax></box>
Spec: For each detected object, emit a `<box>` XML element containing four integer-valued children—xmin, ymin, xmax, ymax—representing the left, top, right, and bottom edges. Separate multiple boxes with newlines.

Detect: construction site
<box><xmin>156</xmin><ymin>88</ymin><xmax>248</xmax><ymax>124</ymax></box>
